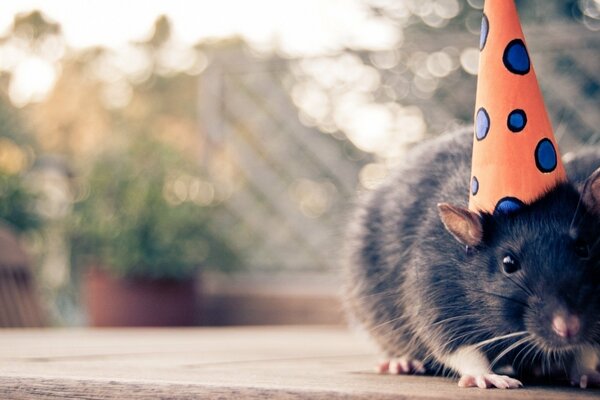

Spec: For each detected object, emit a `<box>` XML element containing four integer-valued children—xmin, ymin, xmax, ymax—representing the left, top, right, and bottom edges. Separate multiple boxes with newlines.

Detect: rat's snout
<box><xmin>551</xmin><ymin>313</ymin><xmax>580</xmax><ymax>339</ymax></box>
<box><xmin>528</xmin><ymin>294</ymin><xmax>590</xmax><ymax>349</ymax></box>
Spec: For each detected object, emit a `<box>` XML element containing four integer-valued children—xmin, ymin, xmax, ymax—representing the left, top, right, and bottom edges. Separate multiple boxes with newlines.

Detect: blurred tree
<box><xmin>23</xmin><ymin>14</ymin><xmax>203</xmax><ymax>163</ymax></box>
<box><xmin>10</xmin><ymin>10</ymin><xmax>60</xmax><ymax>41</ymax></box>
<box><xmin>288</xmin><ymin>0</ymin><xmax>600</xmax><ymax>167</ymax></box>
<box><xmin>29</xmin><ymin>55</ymin><xmax>110</xmax><ymax>157</ymax></box>
<box><xmin>0</xmin><ymin>90</ymin><xmax>40</xmax><ymax>233</ymax></box>
<box><xmin>147</xmin><ymin>15</ymin><xmax>171</xmax><ymax>47</ymax></box>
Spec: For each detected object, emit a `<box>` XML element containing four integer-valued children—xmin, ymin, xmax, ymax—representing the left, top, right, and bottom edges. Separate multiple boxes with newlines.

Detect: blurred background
<box><xmin>0</xmin><ymin>0</ymin><xmax>599</xmax><ymax>327</ymax></box>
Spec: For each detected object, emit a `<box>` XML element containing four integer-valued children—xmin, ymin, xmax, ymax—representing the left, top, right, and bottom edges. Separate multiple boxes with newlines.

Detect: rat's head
<box><xmin>438</xmin><ymin>168</ymin><xmax>600</xmax><ymax>355</ymax></box>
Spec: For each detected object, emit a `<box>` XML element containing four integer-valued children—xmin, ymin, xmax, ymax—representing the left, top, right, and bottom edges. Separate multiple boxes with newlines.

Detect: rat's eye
<box><xmin>502</xmin><ymin>254</ymin><xmax>520</xmax><ymax>274</ymax></box>
<box><xmin>573</xmin><ymin>239</ymin><xmax>589</xmax><ymax>259</ymax></box>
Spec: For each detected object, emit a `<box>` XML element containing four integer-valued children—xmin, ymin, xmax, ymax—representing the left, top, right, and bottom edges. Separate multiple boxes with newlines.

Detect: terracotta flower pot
<box><xmin>83</xmin><ymin>268</ymin><xmax>198</xmax><ymax>327</ymax></box>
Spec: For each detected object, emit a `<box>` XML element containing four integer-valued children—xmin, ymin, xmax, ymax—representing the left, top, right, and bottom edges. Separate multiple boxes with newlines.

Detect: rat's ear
<box><xmin>437</xmin><ymin>203</ymin><xmax>483</xmax><ymax>246</ymax></box>
<box><xmin>582</xmin><ymin>167</ymin><xmax>600</xmax><ymax>216</ymax></box>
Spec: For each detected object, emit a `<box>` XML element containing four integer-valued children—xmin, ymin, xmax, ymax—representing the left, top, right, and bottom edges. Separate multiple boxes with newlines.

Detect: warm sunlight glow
<box><xmin>9</xmin><ymin>55</ymin><xmax>58</xmax><ymax>107</ymax></box>
<box><xmin>0</xmin><ymin>0</ymin><xmax>399</xmax><ymax>53</ymax></box>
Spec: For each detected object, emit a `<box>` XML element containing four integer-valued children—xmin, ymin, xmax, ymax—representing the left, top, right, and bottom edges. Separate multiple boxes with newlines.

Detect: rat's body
<box><xmin>345</xmin><ymin>128</ymin><xmax>600</xmax><ymax>389</ymax></box>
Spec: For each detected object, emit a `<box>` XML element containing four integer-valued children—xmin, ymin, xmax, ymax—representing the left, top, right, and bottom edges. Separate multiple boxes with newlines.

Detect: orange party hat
<box><xmin>468</xmin><ymin>0</ymin><xmax>567</xmax><ymax>214</ymax></box>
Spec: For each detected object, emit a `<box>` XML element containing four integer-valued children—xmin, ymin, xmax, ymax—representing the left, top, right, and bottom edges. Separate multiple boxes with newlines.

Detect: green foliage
<box><xmin>0</xmin><ymin>171</ymin><xmax>41</xmax><ymax>233</ymax></box>
<box><xmin>0</xmin><ymin>90</ymin><xmax>41</xmax><ymax>233</ymax></box>
<box><xmin>69</xmin><ymin>137</ymin><xmax>240</xmax><ymax>280</ymax></box>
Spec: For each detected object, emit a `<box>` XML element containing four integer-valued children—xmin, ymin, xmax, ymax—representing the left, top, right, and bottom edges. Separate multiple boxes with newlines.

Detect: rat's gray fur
<box><xmin>343</xmin><ymin>128</ymin><xmax>600</xmax><ymax>372</ymax></box>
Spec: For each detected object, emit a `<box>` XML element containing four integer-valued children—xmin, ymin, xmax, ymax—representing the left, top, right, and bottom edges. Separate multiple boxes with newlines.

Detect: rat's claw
<box><xmin>458</xmin><ymin>374</ymin><xmax>522</xmax><ymax>389</ymax></box>
<box><xmin>412</xmin><ymin>360</ymin><xmax>426</xmax><ymax>374</ymax></box>
<box><xmin>475</xmin><ymin>375</ymin><xmax>489</xmax><ymax>389</ymax></box>
<box><xmin>458</xmin><ymin>375</ymin><xmax>475</xmax><ymax>388</ymax></box>
<box><xmin>376</xmin><ymin>360</ymin><xmax>390</xmax><ymax>374</ymax></box>
<box><xmin>376</xmin><ymin>358</ymin><xmax>426</xmax><ymax>375</ymax></box>
<box><xmin>570</xmin><ymin>371</ymin><xmax>600</xmax><ymax>389</ymax></box>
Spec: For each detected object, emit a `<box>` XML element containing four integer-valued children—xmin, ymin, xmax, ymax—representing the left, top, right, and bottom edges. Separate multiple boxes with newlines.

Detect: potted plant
<box><xmin>69</xmin><ymin>137</ymin><xmax>239</xmax><ymax>326</ymax></box>
<box><xmin>0</xmin><ymin>170</ymin><xmax>41</xmax><ymax>234</ymax></box>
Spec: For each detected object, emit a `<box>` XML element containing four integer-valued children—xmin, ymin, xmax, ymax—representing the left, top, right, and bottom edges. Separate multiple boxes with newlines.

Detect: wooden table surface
<box><xmin>0</xmin><ymin>326</ymin><xmax>598</xmax><ymax>399</ymax></box>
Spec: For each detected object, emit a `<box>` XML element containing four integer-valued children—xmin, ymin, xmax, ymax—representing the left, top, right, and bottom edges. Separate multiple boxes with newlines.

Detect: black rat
<box><xmin>344</xmin><ymin>128</ymin><xmax>600</xmax><ymax>389</ymax></box>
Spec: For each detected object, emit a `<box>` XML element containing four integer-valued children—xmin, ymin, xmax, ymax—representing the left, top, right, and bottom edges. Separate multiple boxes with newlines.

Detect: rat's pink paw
<box><xmin>570</xmin><ymin>371</ymin><xmax>600</xmax><ymax>389</ymax></box>
<box><xmin>377</xmin><ymin>358</ymin><xmax>426</xmax><ymax>375</ymax></box>
<box><xmin>458</xmin><ymin>374</ymin><xmax>522</xmax><ymax>389</ymax></box>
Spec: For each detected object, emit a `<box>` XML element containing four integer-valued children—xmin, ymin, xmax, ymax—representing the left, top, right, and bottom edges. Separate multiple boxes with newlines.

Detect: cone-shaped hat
<box><xmin>469</xmin><ymin>0</ymin><xmax>567</xmax><ymax>214</ymax></box>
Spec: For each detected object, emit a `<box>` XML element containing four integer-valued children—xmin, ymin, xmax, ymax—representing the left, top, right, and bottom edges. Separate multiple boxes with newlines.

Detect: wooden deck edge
<box><xmin>0</xmin><ymin>376</ymin><xmax>445</xmax><ymax>400</ymax></box>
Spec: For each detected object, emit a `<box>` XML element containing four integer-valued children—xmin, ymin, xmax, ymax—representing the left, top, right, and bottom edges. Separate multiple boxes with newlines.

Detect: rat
<box><xmin>344</xmin><ymin>128</ymin><xmax>600</xmax><ymax>389</ymax></box>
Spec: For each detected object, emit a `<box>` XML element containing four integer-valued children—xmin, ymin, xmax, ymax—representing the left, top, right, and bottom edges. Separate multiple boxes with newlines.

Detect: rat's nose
<box><xmin>552</xmin><ymin>313</ymin><xmax>580</xmax><ymax>339</ymax></box>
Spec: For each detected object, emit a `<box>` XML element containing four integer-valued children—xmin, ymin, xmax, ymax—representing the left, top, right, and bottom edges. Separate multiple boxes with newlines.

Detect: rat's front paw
<box><xmin>377</xmin><ymin>357</ymin><xmax>426</xmax><ymax>375</ymax></box>
<box><xmin>458</xmin><ymin>374</ymin><xmax>522</xmax><ymax>389</ymax></box>
<box><xmin>570</xmin><ymin>370</ymin><xmax>600</xmax><ymax>389</ymax></box>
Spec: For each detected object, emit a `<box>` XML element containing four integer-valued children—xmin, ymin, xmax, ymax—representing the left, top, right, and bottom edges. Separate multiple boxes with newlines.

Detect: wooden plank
<box><xmin>0</xmin><ymin>327</ymin><xmax>598</xmax><ymax>399</ymax></box>
<box><xmin>0</xmin><ymin>275</ymin><xmax>13</xmax><ymax>326</ymax></box>
<box><xmin>0</xmin><ymin>276</ymin><xmax>20</xmax><ymax>327</ymax></box>
<box><xmin>0</xmin><ymin>376</ymin><xmax>456</xmax><ymax>400</ymax></box>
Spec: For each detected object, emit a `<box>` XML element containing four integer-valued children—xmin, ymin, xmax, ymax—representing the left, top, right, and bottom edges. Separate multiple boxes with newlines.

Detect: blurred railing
<box><xmin>199</xmin><ymin>49</ymin><xmax>363</xmax><ymax>273</ymax></box>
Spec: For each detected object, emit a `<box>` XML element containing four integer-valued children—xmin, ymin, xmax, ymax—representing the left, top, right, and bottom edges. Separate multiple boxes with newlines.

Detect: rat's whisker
<box><xmin>532</xmin><ymin>347</ymin><xmax>545</xmax><ymax>374</ymax></box>
<box><xmin>351</xmin><ymin>290</ymin><xmax>399</xmax><ymax>302</ymax></box>
<box><xmin>436</xmin><ymin>327</ymin><xmax>497</xmax><ymax>352</ymax></box>
<box><xmin>587</xmin><ymin>235</ymin><xmax>600</xmax><ymax>255</ymax></box>
<box><xmin>515</xmin><ymin>341</ymin><xmax>538</xmax><ymax>373</ymax></box>
<box><xmin>368</xmin><ymin>315</ymin><xmax>408</xmax><ymax>331</ymax></box>
<box><xmin>466</xmin><ymin>288</ymin><xmax>529</xmax><ymax>308</ymax></box>
<box><xmin>471</xmin><ymin>331</ymin><xmax>528</xmax><ymax>349</ymax></box>
<box><xmin>569</xmin><ymin>191</ymin><xmax>585</xmax><ymax>232</ymax></box>
<box><xmin>419</xmin><ymin>327</ymin><xmax>492</xmax><ymax>365</ymax></box>
<box><xmin>504</xmin><ymin>275</ymin><xmax>533</xmax><ymax>297</ymax></box>
<box><xmin>430</xmin><ymin>314</ymin><xmax>483</xmax><ymax>327</ymax></box>
<box><xmin>490</xmin><ymin>336</ymin><xmax>532</xmax><ymax>370</ymax></box>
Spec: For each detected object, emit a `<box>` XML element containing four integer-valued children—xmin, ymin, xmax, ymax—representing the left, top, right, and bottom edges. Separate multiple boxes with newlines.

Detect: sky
<box><xmin>0</xmin><ymin>0</ymin><xmax>399</xmax><ymax>54</ymax></box>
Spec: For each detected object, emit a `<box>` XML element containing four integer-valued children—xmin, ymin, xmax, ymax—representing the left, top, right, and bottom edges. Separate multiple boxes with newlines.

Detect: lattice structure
<box><xmin>199</xmin><ymin>47</ymin><xmax>362</xmax><ymax>272</ymax></box>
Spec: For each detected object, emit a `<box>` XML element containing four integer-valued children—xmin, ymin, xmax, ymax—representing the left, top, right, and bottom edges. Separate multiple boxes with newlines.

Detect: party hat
<box><xmin>468</xmin><ymin>0</ymin><xmax>567</xmax><ymax>214</ymax></box>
